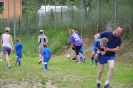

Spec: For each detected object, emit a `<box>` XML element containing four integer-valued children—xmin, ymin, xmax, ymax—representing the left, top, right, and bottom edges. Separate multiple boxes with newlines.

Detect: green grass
<box><xmin>0</xmin><ymin>51</ymin><xmax>133</xmax><ymax>88</ymax></box>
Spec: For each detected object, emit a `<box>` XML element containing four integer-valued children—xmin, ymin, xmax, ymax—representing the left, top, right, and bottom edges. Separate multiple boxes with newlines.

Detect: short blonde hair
<box><xmin>16</xmin><ymin>38</ymin><xmax>20</xmax><ymax>42</ymax></box>
<box><xmin>5</xmin><ymin>27</ymin><xmax>10</xmax><ymax>32</ymax></box>
<box><xmin>69</xmin><ymin>29</ymin><xmax>74</xmax><ymax>34</ymax></box>
<box><xmin>40</xmin><ymin>30</ymin><xmax>44</xmax><ymax>34</ymax></box>
<box><xmin>101</xmin><ymin>37</ymin><xmax>108</xmax><ymax>44</ymax></box>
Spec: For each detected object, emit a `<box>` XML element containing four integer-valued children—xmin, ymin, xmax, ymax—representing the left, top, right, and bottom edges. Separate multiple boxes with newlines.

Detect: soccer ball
<box><xmin>66</xmin><ymin>55</ymin><xmax>71</xmax><ymax>59</ymax></box>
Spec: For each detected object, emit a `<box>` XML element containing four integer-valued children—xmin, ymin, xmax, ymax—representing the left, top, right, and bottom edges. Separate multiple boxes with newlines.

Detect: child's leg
<box><xmin>44</xmin><ymin>62</ymin><xmax>48</xmax><ymax>70</ymax></box>
<box><xmin>94</xmin><ymin>54</ymin><xmax>99</xmax><ymax>68</ymax></box>
<box><xmin>16</xmin><ymin>56</ymin><xmax>18</xmax><ymax>64</ymax></box>
<box><xmin>90</xmin><ymin>51</ymin><xmax>95</xmax><ymax>64</ymax></box>
<box><xmin>44</xmin><ymin>58</ymin><xmax>49</xmax><ymax>70</ymax></box>
<box><xmin>94</xmin><ymin>54</ymin><xmax>99</xmax><ymax>63</ymax></box>
<box><xmin>18</xmin><ymin>58</ymin><xmax>21</xmax><ymax>66</ymax></box>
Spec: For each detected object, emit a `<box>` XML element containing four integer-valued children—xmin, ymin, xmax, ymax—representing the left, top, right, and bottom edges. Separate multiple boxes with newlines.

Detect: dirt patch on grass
<box><xmin>0</xmin><ymin>80</ymin><xmax>58</xmax><ymax>88</ymax></box>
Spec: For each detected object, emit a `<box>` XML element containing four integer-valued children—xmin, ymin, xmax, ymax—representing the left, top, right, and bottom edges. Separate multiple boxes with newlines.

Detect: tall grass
<box><xmin>13</xmin><ymin>28</ymin><xmax>69</xmax><ymax>57</ymax></box>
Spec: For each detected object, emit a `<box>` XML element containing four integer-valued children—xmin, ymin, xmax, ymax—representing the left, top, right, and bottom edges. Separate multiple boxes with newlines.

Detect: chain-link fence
<box><xmin>0</xmin><ymin>0</ymin><xmax>133</xmax><ymax>38</ymax></box>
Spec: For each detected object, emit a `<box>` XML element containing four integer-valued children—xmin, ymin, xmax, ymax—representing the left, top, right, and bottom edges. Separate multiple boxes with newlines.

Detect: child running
<box><xmin>90</xmin><ymin>37</ymin><xmax>108</xmax><ymax>67</ymax></box>
<box><xmin>15</xmin><ymin>38</ymin><xmax>23</xmax><ymax>66</ymax></box>
<box><xmin>42</xmin><ymin>43</ymin><xmax>52</xmax><ymax>71</ymax></box>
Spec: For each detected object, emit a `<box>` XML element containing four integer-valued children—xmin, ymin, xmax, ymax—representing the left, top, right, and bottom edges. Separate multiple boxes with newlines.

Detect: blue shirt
<box><xmin>15</xmin><ymin>43</ymin><xmax>23</xmax><ymax>54</ymax></box>
<box><xmin>42</xmin><ymin>47</ymin><xmax>52</xmax><ymax>58</ymax></box>
<box><xmin>93</xmin><ymin>39</ymin><xmax>108</xmax><ymax>51</ymax></box>
<box><xmin>100</xmin><ymin>31</ymin><xmax>122</xmax><ymax>56</ymax></box>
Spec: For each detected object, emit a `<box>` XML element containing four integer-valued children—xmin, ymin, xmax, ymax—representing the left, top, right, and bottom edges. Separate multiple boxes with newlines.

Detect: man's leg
<box><xmin>38</xmin><ymin>49</ymin><xmax>42</xmax><ymax>64</ymax></box>
<box><xmin>104</xmin><ymin>60</ymin><xmax>114</xmax><ymax>88</ymax></box>
<box><xmin>5</xmin><ymin>54</ymin><xmax>11</xmax><ymax>68</ymax></box>
<box><xmin>97</xmin><ymin>64</ymin><xmax>104</xmax><ymax>88</ymax></box>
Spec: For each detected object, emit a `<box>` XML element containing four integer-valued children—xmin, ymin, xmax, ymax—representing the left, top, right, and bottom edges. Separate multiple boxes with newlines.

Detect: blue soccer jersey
<box><xmin>92</xmin><ymin>39</ymin><xmax>108</xmax><ymax>52</ymax></box>
<box><xmin>42</xmin><ymin>47</ymin><xmax>52</xmax><ymax>62</ymax></box>
<box><xmin>15</xmin><ymin>43</ymin><xmax>23</xmax><ymax>58</ymax></box>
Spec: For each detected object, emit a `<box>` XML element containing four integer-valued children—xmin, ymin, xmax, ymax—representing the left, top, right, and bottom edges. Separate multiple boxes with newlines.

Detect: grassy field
<box><xmin>0</xmin><ymin>46</ymin><xmax>133</xmax><ymax>88</ymax></box>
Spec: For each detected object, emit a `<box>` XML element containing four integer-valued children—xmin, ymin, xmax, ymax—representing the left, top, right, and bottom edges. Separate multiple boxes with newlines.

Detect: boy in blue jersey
<box><xmin>94</xmin><ymin>26</ymin><xmax>123</xmax><ymax>88</ymax></box>
<box><xmin>42</xmin><ymin>43</ymin><xmax>52</xmax><ymax>71</ymax></box>
<box><xmin>15</xmin><ymin>38</ymin><xmax>23</xmax><ymax>66</ymax></box>
<box><xmin>90</xmin><ymin>37</ymin><xmax>108</xmax><ymax>67</ymax></box>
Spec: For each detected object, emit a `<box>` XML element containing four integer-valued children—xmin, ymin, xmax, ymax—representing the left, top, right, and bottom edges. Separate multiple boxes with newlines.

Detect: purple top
<box><xmin>70</xmin><ymin>33</ymin><xmax>82</xmax><ymax>46</ymax></box>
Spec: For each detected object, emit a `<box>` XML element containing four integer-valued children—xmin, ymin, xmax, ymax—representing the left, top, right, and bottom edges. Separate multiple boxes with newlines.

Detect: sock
<box><xmin>95</xmin><ymin>60</ymin><xmax>98</xmax><ymax>63</ymax></box>
<box><xmin>44</xmin><ymin>62</ymin><xmax>48</xmax><ymax>70</ymax></box>
<box><xmin>105</xmin><ymin>80</ymin><xmax>109</xmax><ymax>85</ymax></box>
<box><xmin>18</xmin><ymin>61</ymin><xmax>21</xmax><ymax>66</ymax></box>
<box><xmin>97</xmin><ymin>80</ymin><xmax>100</xmax><ymax>83</ymax></box>
<box><xmin>8</xmin><ymin>64</ymin><xmax>11</xmax><ymax>67</ymax></box>
<box><xmin>90</xmin><ymin>57</ymin><xmax>94</xmax><ymax>60</ymax></box>
<box><xmin>16</xmin><ymin>57</ymin><xmax>19</xmax><ymax>64</ymax></box>
<box><xmin>80</xmin><ymin>57</ymin><xmax>82</xmax><ymax>62</ymax></box>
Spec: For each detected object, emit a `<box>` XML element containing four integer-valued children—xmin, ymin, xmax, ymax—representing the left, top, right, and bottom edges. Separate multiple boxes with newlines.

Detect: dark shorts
<box><xmin>2</xmin><ymin>46</ymin><xmax>11</xmax><ymax>55</ymax></box>
<box><xmin>75</xmin><ymin>46</ymin><xmax>82</xmax><ymax>55</ymax></box>
<box><xmin>99</xmin><ymin>55</ymin><xmax>115</xmax><ymax>64</ymax></box>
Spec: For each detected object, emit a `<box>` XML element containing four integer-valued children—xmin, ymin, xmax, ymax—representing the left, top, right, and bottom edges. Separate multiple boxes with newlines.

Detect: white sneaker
<box><xmin>0</xmin><ymin>59</ymin><xmax>3</xmax><ymax>61</ymax></box>
<box><xmin>78</xmin><ymin>61</ymin><xmax>81</xmax><ymax>64</ymax></box>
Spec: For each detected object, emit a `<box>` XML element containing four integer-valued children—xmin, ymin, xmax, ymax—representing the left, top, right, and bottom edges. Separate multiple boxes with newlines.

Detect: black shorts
<box><xmin>75</xmin><ymin>46</ymin><xmax>82</xmax><ymax>55</ymax></box>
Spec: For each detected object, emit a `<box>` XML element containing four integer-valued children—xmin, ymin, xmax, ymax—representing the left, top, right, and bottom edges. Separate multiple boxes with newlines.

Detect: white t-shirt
<box><xmin>2</xmin><ymin>34</ymin><xmax>12</xmax><ymax>49</ymax></box>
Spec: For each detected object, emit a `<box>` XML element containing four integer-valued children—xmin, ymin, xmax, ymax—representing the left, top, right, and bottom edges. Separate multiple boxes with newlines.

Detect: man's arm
<box><xmin>45</xmin><ymin>36</ymin><xmax>48</xmax><ymax>44</ymax></box>
<box><xmin>96</xmin><ymin>47</ymin><xmax>106</xmax><ymax>55</ymax></box>
<box><xmin>104</xmin><ymin>46</ymin><xmax>120</xmax><ymax>52</ymax></box>
<box><xmin>94</xmin><ymin>33</ymin><xmax>101</xmax><ymax>41</ymax></box>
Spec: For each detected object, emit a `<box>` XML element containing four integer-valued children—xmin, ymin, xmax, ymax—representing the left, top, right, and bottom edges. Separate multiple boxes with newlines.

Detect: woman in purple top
<box><xmin>69</xmin><ymin>29</ymin><xmax>83</xmax><ymax>63</ymax></box>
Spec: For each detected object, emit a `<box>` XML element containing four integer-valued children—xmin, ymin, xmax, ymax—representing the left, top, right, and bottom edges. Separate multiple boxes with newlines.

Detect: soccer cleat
<box><xmin>38</xmin><ymin>60</ymin><xmax>42</xmax><ymax>64</ymax></box>
<box><xmin>90</xmin><ymin>60</ymin><xmax>93</xmax><ymax>64</ymax></box>
<box><xmin>82</xmin><ymin>57</ymin><xmax>86</xmax><ymax>62</ymax></box>
<box><xmin>8</xmin><ymin>66</ymin><xmax>11</xmax><ymax>69</ymax></box>
<box><xmin>78</xmin><ymin>61</ymin><xmax>81</xmax><ymax>64</ymax></box>
<box><xmin>94</xmin><ymin>62</ymin><xmax>97</xmax><ymax>68</ymax></box>
<box><xmin>104</xmin><ymin>84</ymin><xmax>110</xmax><ymax>88</ymax></box>
<box><xmin>72</xmin><ymin>57</ymin><xmax>76</xmax><ymax>60</ymax></box>
<box><xmin>97</xmin><ymin>83</ymin><xmax>100</xmax><ymax>88</ymax></box>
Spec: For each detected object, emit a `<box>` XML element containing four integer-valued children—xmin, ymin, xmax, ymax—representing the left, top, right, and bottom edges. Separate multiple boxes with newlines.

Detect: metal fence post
<box><xmin>14</xmin><ymin>0</ymin><xmax>16</xmax><ymax>38</ymax></box>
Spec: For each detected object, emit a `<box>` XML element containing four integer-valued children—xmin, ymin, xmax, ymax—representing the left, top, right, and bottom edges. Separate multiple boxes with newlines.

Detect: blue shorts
<box><xmin>16</xmin><ymin>53</ymin><xmax>22</xmax><ymax>58</ymax></box>
<box><xmin>43</xmin><ymin>57</ymin><xmax>50</xmax><ymax>62</ymax></box>
<box><xmin>99</xmin><ymin>55</ymin><xmax>115</xmax><ymax>64</ymax></box>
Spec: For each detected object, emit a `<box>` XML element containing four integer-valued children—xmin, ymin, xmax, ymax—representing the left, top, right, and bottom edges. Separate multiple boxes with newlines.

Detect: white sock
<box><xmin>97</xmin><ymin>80</ymin><xmax>100</xmax><ymax>83</ymax></box>
<box><xmin>105</xmin><ymin>80</ymin><xmax>109</xmax><ymax>85</ymax></box>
